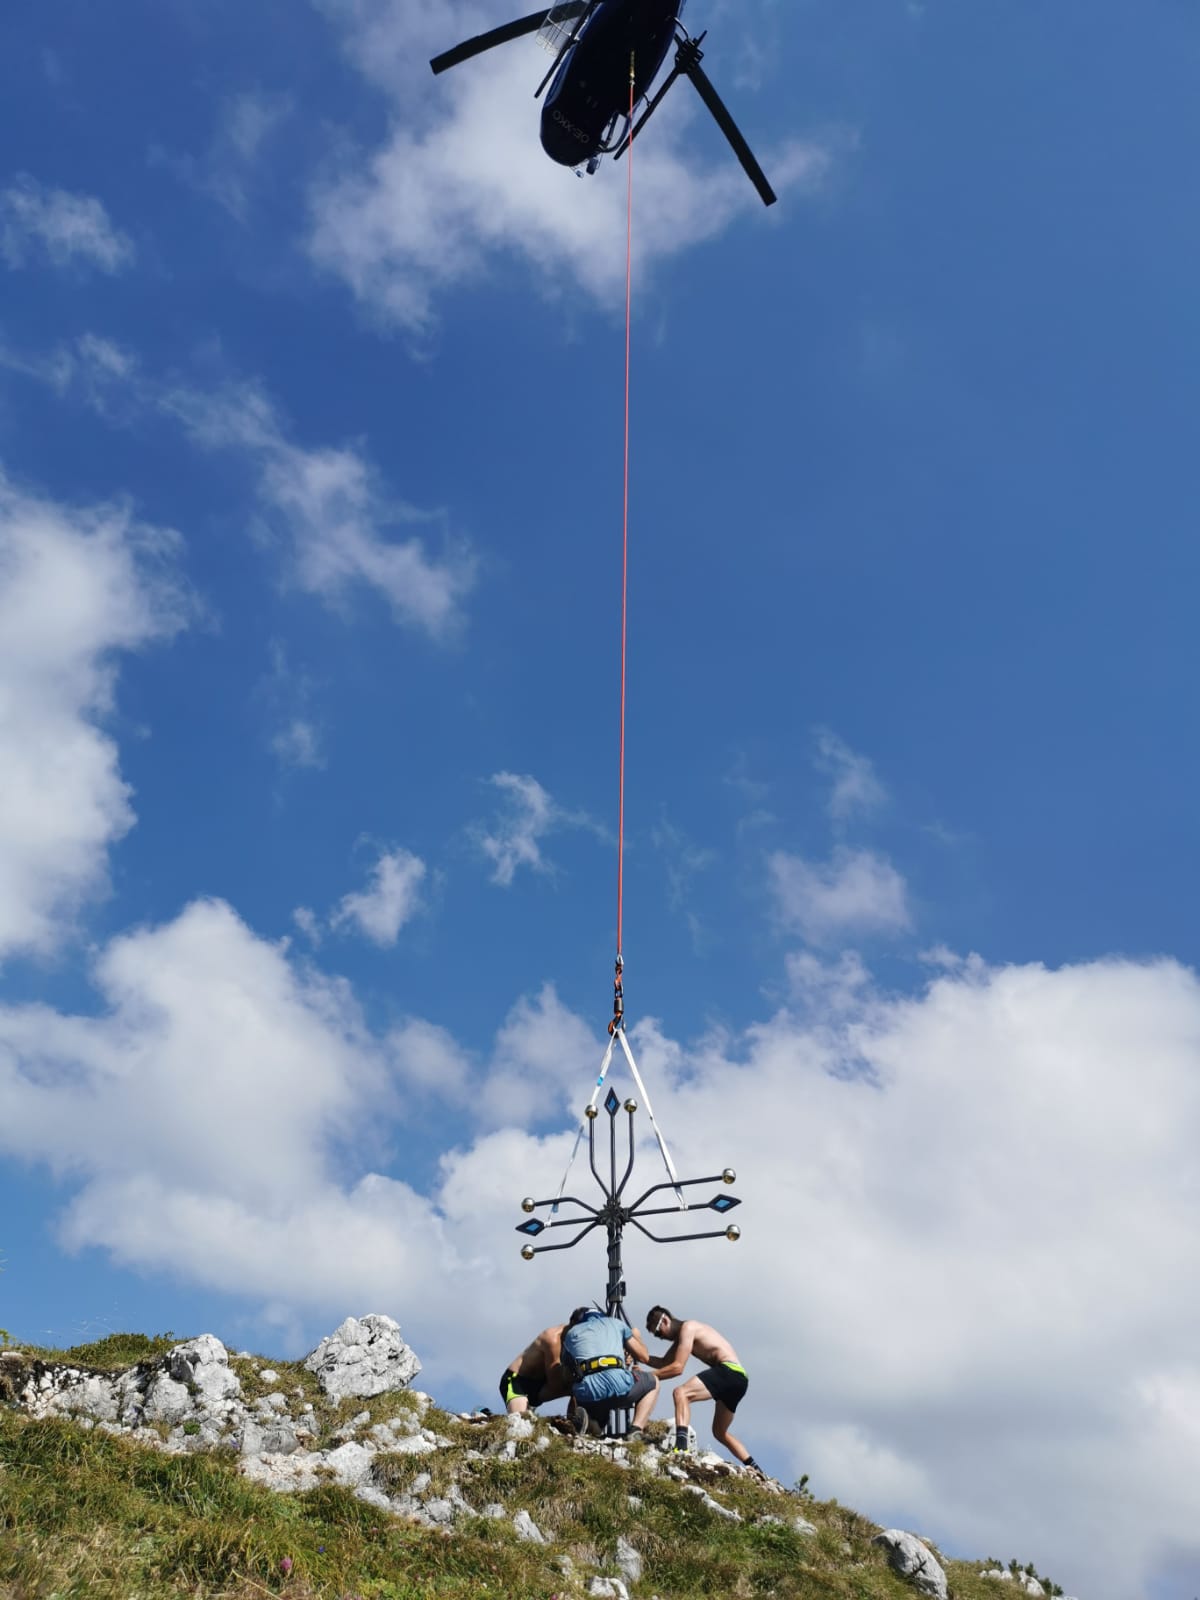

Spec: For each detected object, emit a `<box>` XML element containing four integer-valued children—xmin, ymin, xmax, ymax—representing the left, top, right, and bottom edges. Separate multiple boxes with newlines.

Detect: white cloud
<box><xmin>2</xmin><ymin>897</ymin><xmax>1200</xmax><ymax>1596</ymax></box>
<box><xmin>474</xmin><ymin>771</ymin><xmax>557</xmax><ymax>885</ymax></box>
<box><xmin>0</xmin><ymin>334</ymin><xmax>137</xmax><ymax>416</ymax></box>
<box><xmin>0</xmin><ymin>897</ymin><xmax>592</xmax><ymax>1378</ymax></box>
<box><xmin>477</xmin><ymin>980</ymin><xmax>600</xmax><ymax>1126</ymax></box>
<box><xmin>260</xmin><ymin>642</ymin><xmax>328</xmax><ymax>770</ymax></box>
<box><xmin>386</xmin><ymin>1016</ymin><xmax>474</xmax><ymax>1102</ymax></box>
<box><xmin>472</xmin><ymin>770</ymin><xmax>601</xmax><ymax>886</ymax></box>
<box><xmin>308</xmin><ymin>0</ymin><xmax>835</xmax><ymax>330</ymax></box>
<box><xmin>153</xmin><ymin>90</ymin><xmax>293</xmax><ymax>222</ymax></box>
<box><xmin>815</xmin><ymin>728</ymin><xmax>887</xmax><ymax>822</ymax></box>
<box><xmin>769</xmin><ymin>846</ymin><xmax>911</xmax><ymax>943</ymax></box>
<box><xmin>331</xmin><ymin>846</ymin><xmax>426</xmax><ymax>945</ymax></box>
<box><xmin>164</xmin><ymin>383</ymin><xmax>474</xmax><ymax>636</ymax></box>
<box><xmin>3</xmin><ymin>341</ymin><xmax>474</xmax><ymax>636</ymax></box>
<box><xmin>271</xmin><ymin>717</ymin><xmax>324</xmax><ymax>769</ymax></box>
<box><xmin>0</xmin><ymin>175</ymin><xmax>134</xmax><ymax>272</ymax></box>
<box><xmin>0</xmin><ymin>469</ymin><xmax>188</xmax><ymax>960</ymax></box>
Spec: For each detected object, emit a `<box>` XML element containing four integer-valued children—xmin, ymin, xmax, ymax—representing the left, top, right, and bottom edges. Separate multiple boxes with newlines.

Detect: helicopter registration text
<box><xmin>551</xmin><ymin>107</ymin><xmax>593</xmax><ymax>146</ymax></box>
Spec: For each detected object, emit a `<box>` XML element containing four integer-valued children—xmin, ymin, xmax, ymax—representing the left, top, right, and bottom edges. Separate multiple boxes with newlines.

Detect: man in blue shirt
<box><xmin>562</xmin><ymin>1306</ymin><xmax>659</xmax><ymax>1438</ymax></box>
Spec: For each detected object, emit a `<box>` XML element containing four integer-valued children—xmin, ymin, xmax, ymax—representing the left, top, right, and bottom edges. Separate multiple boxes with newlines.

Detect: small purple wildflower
<box><xmin>280</xmin><ymin>1555</ymin><xmax>293</xmax><ymax>1576</ymax></box>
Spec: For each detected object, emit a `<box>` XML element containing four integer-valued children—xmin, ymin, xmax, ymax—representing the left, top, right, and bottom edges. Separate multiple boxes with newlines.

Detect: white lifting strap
<box><xmin>552</xmin><ymin>1027</ymin><xmax>685</xmax><ymax>1211</ymax></box>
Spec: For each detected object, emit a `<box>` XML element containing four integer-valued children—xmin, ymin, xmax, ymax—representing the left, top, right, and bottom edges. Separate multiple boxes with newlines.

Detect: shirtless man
<box><xmin>499</xmin><ymin>1323</ymin><xmax>571</xmax><ymax>1415</ymax></box>
<box><xmin>644</xmin><ymin>1305</ymin><xmax>764</xmax><ymax>1475</ymax></box>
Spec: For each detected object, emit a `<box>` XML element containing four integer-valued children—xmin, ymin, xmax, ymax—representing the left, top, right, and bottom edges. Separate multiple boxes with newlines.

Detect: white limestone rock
<box><xmin>303</xmin><ymin>1316</ymin><xmax>421</xmax><ymax>1401</ymax></box>
<box><xmin>261</xmin><ymin>1422</ymin><xmax>301</xmax><ymax>1456</ymax></box>
<box><xmin>324</xmin><ymin>1441</ymin><xmax>376</xmax><ymax>1488</ymax></box>
<box><xmin>793</xmin><ymin>1516</ymin><xmax>818</xmax><ymax>1537</ymax></box>
<box><xmin>586</xmin><ymin>1580</ymin><xmax>629</xmax><ymax>1600</ymax></box>
<box><xmin>874</xmin><ymin>1531</ymin><xmax>949</xmax><ymax>1600</ymax></box>
<box><xmin>506</xmin><ymin>1413</ymin><xmax>535</xmax><ymax>1441</ymax></box>
<box><xmin>168</xmin><ymin>1336</ymin><xmax>241</xmax><ymax>1405</ymax></box>
<box><xmin>685</xmin><ymin>1483</ymin><xmax>741</xmax><ymax>1521</ymax></box>
<box><xmin>615</xmin><ymin>1535</ymin><xmax>642</xmax><ymax>1584</ymax></box>
<box><xmin>513</xmin><ymin>1509</ymin><xmax>546</xmax><ymax>1543</ymax></box>
<box><xmin>379</xmin><ymin>1432</ymin><xmax>436</xmax><ymax>1458</ymax></box>
<box><xmin>142</xmin><ymin>1375</ymin><xmax>193</xmax><ymax>1426</ymax></box>
<box><xmin>240</xmin><ymin>1452</ymin><xmax>324</xmax><ymax>1493</ymax></box>
<box><xmin>65</xmin><ymin>1374</ymin><xmax>120</xmax><ymax>1423</ymax></box>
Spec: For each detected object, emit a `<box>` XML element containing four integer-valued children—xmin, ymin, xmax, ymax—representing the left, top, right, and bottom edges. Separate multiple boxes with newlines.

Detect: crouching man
<box><xmin>645</xmin><ymin>1304</ymin><xmax>764</xmax><ymax>1476</ymax></box>
<box><xmin>562</xmin><ymin>1306</ymin><xmax>659</xmax><ymax>1439</ymax></box>
<box><xmin>499</xmin><ymin>1322</ymin><xmax>571</xmax><ymax>1414</ymax></box>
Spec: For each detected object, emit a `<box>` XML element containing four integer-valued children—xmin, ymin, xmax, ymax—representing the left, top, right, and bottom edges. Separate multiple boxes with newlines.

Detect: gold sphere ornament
<box><xmin>725</xmin><ymin>1224</ymin><xmax>741</xmax><ymax>1242</ymax></box>
<box><xmin>521</xmin><ymin>1197</ymin><xmax>536</xmax><ymax>1213</ymax></box>
<box><xmin>585</xmin><ymin>1104</ymin><xmax>599</xmax><ymax>1120</ymax></box>
<box><xmin>624</xmin><ymin>1098</ymin><xmax>638</xmax><ymax>1113</ymax></box>
<box><xmin>521</xmin><ymin>1244</ymin><xmax>536</xmax><ymax>1261</ymax></box>
<box><xmin>722</xmin><ymin>1168</ymin><xmax>737</xmax><ymax>1184</ymax></box>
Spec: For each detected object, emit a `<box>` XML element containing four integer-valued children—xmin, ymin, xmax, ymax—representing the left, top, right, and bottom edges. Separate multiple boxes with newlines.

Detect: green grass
<box><xmin>0</xmin><ymin>1335</ymin><xmax>1017</xmax><ymax>1600</ymax></box>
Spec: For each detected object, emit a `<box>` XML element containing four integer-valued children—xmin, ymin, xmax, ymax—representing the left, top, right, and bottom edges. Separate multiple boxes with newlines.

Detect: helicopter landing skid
<box><xmin>572</xmin><ymin>110</ymin><xmax>630</xmax><ymax>179</ymax></box>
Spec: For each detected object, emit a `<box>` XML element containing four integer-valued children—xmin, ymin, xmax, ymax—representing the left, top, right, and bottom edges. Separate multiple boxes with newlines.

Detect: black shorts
<box><xmin>696</xmin><ymin>1363</ymin><xmax>748</xmax><ymax>1412</ymax></box>
<box><xmin>500</xmin><ymin>1368</ymin><xmax>544</xmax><ymax>1408</ymax></box>
<box><xmin>579</xmin><ymin>1366</ymin><xmax>656</xmax><ymax>1420</ymax></box>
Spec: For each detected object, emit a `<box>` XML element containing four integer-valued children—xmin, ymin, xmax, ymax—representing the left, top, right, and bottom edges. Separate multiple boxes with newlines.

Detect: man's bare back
<box><xmin>651</xmin><ymin>1319</ymin><xmax>740</xmax><ymax>1376</ymax></box>
<box><xmin>508</xmin><ymin>1324</ymin><xmax>565</xmax><ymax>1382</ymax></box>
<box><xmin>677</xmin><ymin>1320</ymin><xmax>740</xmax><ymax>1369</ymax></box>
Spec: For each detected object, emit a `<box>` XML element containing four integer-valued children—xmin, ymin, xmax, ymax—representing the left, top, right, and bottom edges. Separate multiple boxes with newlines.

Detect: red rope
<box><xmin>616</xmin><ymin>55</ymin><xmax>635</xmax><ymax>967</ymax></box>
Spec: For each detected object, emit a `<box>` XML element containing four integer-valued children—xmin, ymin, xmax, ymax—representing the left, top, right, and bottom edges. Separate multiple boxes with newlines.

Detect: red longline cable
<box><xmin>616</xmin><ymin>56</ymin><xmax>635</xmax><ymax>965</ymax></box>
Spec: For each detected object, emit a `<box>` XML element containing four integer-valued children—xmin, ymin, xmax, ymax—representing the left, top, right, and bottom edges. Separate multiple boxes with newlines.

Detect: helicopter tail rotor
<box><xmin>681</xmin><ymin>47</ymin><xmax>777</xmax><ymax>207</ymax></box>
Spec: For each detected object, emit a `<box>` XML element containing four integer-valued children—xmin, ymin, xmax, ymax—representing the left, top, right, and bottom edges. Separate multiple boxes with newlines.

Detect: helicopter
<box><xmin>430</xmin><ymin>0</ymin><xmax>777</xmax><ymax>206</ymax></box>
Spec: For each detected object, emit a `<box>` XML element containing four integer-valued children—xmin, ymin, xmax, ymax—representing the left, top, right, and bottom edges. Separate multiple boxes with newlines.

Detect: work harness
<box><xmin>575</xmin><ymin>1354</ymin><xmax>623</xmax><ymax>1377</ymax></box>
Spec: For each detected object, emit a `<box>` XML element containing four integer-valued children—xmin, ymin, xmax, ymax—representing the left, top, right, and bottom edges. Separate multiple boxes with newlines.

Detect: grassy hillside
<box><xmin>0</xmin><ymin>1334</ymin><xmax>1027</xmax><ymax>1600</ymax></box>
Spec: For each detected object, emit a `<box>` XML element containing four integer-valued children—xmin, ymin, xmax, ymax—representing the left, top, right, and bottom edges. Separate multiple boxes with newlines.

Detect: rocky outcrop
<box><xmin>3</xmin><ymin>1322</ymin><xmax>1073</xmax><ymax>1600</ymax></box>
<box><xmin>302</xmin><ymin>1314</ymin><xmax>421</xmax><ymax>1401</ymax></box>
<box><xmin>873</xmin><ymin>1529</ymin><xmax>949</xmax><ymax>1600</ymax></box>
<box><xmin>0</xmin><ymin>1321</ymin><xmax>761</xmax><ymax>1544</ymax></box>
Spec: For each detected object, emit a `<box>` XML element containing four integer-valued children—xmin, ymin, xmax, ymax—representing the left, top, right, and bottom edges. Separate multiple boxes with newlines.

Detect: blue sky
<box><xmin>2</xmin><ymin>3</ymin><xmax>1199</xmax><ymax>1597</ymax></box>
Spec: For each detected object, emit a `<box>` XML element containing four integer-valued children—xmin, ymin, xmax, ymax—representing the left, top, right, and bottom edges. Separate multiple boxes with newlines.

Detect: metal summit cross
<box><xmin>513</xmin><ymin>1022</ymin><xmax>742</xmax><ymax>1324</ymax></box>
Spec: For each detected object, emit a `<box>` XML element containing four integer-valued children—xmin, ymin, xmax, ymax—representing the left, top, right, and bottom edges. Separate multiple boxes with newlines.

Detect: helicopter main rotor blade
<box><xmin>683</xmin><ymin>59</ymin><xmax>777</xmax><ymax>207</ymax></box>
<box><xmin>430</xmin><ymin>3</ymin><xmax>586</xmax><ymax>76</ymax></box>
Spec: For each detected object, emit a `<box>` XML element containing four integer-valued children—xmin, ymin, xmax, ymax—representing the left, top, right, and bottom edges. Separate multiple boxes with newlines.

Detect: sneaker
<box><xmin>625</xmin><ymin>1426</ymin><xmax>645</xmax><ymax>1443</ymax></box>
<box><xmin>571</xmin><ymin>1406</ymin><xmax>589</xmax><ymax>1437</ymax></box>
